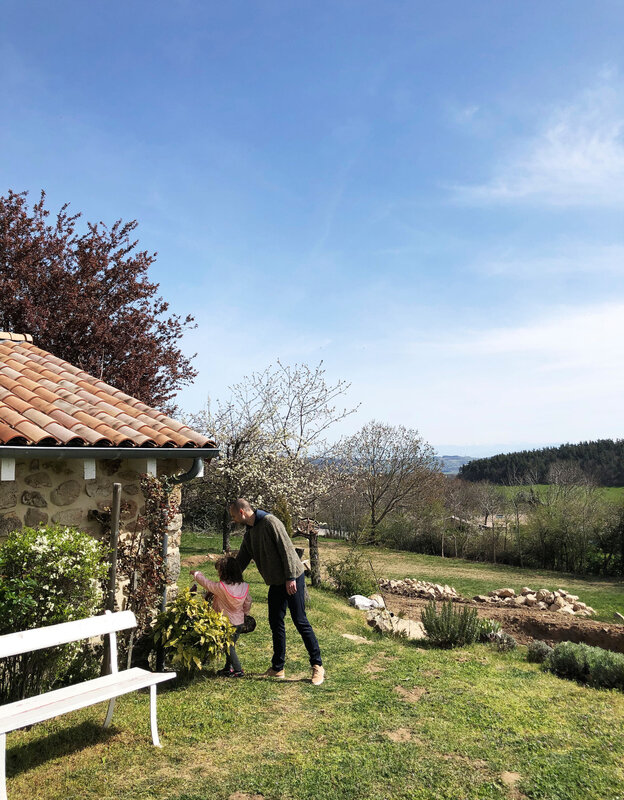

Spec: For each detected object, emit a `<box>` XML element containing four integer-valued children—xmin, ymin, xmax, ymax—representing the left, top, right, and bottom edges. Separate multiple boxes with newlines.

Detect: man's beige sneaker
<box><xmin>311</xmin><ymin>665</ymin><xmax>325</xmax><ymax>686</ymax></box>
<box><xmin>263</xmin><ymin>667</ymin><xmax>285</xmax><ymax>679</ymax></box>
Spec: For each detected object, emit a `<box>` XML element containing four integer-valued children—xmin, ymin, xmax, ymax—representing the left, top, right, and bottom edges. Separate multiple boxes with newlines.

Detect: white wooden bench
<box><xmin>0</xmin><ymin>610</ymin><xmax>176</xmax><ymax>800</ymax></box>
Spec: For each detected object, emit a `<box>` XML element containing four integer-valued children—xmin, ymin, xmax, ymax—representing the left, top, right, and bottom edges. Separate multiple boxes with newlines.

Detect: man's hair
<box><xmin>229</xmin><ymin>498</ymin><xmax>253</xmax><ymax>512</ymax></box>
<box><xmin>215</xmin><ymin>556</ymin><xmax>244</xmax><ymax>584</ymax></box>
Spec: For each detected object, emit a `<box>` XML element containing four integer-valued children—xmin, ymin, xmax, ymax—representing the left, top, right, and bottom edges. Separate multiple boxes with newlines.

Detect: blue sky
<box><xmin>2</xmin><ymin>1</ymin><xmax>624</xmax><ymax>456</ymax></box>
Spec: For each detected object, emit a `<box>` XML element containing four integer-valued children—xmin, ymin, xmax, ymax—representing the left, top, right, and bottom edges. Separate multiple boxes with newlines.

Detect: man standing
<box><xmin>230</xmin><ymin>498</ymin><xmax>324</xmax><ymax>686</ymax></box>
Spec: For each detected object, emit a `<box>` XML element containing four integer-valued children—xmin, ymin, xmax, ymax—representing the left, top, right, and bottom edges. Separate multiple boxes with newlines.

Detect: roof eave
<box><xmin>0</xmin><ymin>445</ymin><xmax>220</xmax><ymax>460</ymax></box>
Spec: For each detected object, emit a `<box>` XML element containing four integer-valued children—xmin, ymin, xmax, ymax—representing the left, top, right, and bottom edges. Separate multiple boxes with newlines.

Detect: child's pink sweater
<box><xmin>193</xmin><ymin>572</ymin><xmax>251</xmax><ymax>626</ymax></box>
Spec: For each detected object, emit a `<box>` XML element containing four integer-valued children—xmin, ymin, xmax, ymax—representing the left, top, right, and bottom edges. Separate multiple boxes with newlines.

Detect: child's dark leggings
<box><xmin>224</xmin><ymin>626</ymin><xmax>243</xmax><ymax>672</ymax></box>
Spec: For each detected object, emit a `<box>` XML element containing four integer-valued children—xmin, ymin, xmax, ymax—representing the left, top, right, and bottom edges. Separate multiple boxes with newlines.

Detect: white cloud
<box><xmin>438</xmin><ymin>302</ymin><xmax>624</xmax><ymax>371</ymax></box>
<box><xmin>455</xmin><ymin>78</ymin><xmax>624</xmax><ymax>206</ymax></box>
<box><xmin>475</xmin><ymin>242</ymin><xmax>624</xmax><ymax>277</ymax></box>
<box><xmin>177</xmin><ymin>292</ymin><xmax>624</xmax><ymax>449</ymax></box>
<box><xmin>447</xmin><ymin>103</ymin><xmax>480</xmax><ymax>126</ymax></box>
<box><xmin>332</xmin><ymin>302</ymin><xmax>624</xmax><ymax>446</ymax></box>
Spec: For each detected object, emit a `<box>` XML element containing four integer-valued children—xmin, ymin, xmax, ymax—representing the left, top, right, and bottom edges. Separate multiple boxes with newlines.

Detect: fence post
<box><xmin>155</xmin><ymin>530</ymin><xmax>169</xmax><ymax>672</ymax></box>
<box><xmin>107</xmin><ymin>483</ymin><xmax>122</xmax><ymax>611</ymax></box>
<box><xmin>102</xmin><ymin>483</ymin><xmax>121</xmax><ymax>675</ymax></box>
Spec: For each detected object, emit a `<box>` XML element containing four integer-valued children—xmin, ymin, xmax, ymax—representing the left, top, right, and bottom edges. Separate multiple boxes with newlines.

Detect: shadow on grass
<box><xmin>157</xmin><ymin>671</ymin><xmax>201</xmax><ymax>693</ymax></box>
<box><xmin>156</xmin><ymin>670</ymin><xmax>313</xmax><ymax>692</ymax></box>
<box><xmin>156</xmin><ymin>670</ymin><xmax>239</xmax><ymax>692</ymax></box>
<box><xmin>246</xmin><ymin>674</ymin><xmax>311</xmax><ymax>683</ymax></box>
<box><xmin>179</xmin><ymin>545</ymin><xmax>214</xmax><ymax>557</ymax></box>
<box><xmin>6</xmin><ymin>720</ymin><xmax>116</xmax><ymax>778</ymax></box>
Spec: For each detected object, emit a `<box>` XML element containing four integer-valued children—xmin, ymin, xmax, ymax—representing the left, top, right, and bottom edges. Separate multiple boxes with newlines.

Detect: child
<box><xmin>190</xmin><ymin>556</ymin><xmax>251</xmax><ymax>677</ymax></box>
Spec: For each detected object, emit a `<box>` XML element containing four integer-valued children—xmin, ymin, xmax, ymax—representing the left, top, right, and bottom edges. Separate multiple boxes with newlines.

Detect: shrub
<box><xmin>544</xmin><ymin>641</ymin><xmax>591</xmax><ymax>682</ymax></box>
<box><xmin>527</xmin><ymin>639</ymin><xmax>553</xmax><ymax>664</ymax></box>
<box><xmin>376</xmin><ymin>512</ymin><xmax>416</xmax><ymax>550</ymax></box>
<box><xmin>0</xmin><ymin>524</ymin><xmax>107</xmax><ymax>702</ymax></box>
<box><xmin>544</xmin><ymin>641</ymin><xmax>624</xmax><ymax>690</ymax></box>
<box><xmin>326</xmin><ymin>548</ymin><xmax>377</xmax><ymax>597</ymax></box>
<box><xmin>420</xmin><ymin>601</ymin><xmax>481</xmax><ymax>648</ymax></box>
<box><xmin>585</xmin><ymin>647</ymin><xmax>624</xmax><ymax>690</ymax></box>
<box><xmin>487</xmin><ymin>631</ymin><xmax>517</xmax><ymax>652</ymax></box>
<box><xmin>477</xmin><ymin>618</ymin><xmax>501</xmax><ymax>642</ymax></box>
<box><xmin>152</xmin><ymin>588</ymin><xmax>235</xmax><ymax>674</ymax></box>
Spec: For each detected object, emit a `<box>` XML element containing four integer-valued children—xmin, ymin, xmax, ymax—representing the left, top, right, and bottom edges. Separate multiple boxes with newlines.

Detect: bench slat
<box><xmin>0</xmin><ymin>668</ymin><xmax>175</xmax><ymax>734</ymax></box>
<box><xmin>0</xmin><ymin>611</ymin><xmax>137</xmax><ymax>658</ymax></box>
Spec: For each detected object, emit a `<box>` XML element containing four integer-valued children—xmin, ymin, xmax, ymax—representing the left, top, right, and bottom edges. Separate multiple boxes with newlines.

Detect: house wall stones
<box><xmin>0</xmin><ymin>456</ymin><xmax>188</xmax><ymax>587</ymax></box>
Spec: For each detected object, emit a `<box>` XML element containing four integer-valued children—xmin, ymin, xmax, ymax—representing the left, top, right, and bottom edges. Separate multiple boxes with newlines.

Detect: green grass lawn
<box><xmin>601</xmin><ymin>486</ymin><xmax>624</xmax><ymax>503</ymax></box>
<box><xmin>5</xmin><ymin>532</ymin><xmax>624</xmax><ymax>800</ymax></box>
<box><xmin>497</xmin><ymin>484</ymin><xmax>624</xmax><ymax>504</ymax></box>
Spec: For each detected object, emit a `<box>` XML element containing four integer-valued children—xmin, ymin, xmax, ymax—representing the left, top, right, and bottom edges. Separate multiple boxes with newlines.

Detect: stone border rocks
<box><xmin>378</xmin><ymin>578</ymin><xmax>459</xmax><ymax>602</ymax></box>
<box><xmin>473</xmin><ymin>587</ymin><xmax>595</xmax><ymax>617</ymax></box>
<box><xmin>365</xmin><ymin>608</ymin><xmax>427</xmax><ymax>641</ymax></box>
<box><xmin>377</xmin><ymin>577</ymin><xmax>596</xmax><ymax>619</ymax></box>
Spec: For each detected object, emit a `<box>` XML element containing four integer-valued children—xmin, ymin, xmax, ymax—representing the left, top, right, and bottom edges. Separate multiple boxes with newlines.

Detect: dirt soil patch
<box><xmin>394</xmin><ymin>685</ymin><xmax>427</xmax><ymax>703</ymax></box>
<box><xmin>500</xmin><ymin>771</ymin><xmax>528</xmax><ymax>800</ymax></box>
<box><xmin>383</xmin><ymin>727</ymin><xmax>422</xmax><ymax>743</ymax></box>
<box><xmin>229</xmin><ymin>794</ymin><xmax>265</xmax><ymax>800</ymax></box>
<box><xmin>365</xmin><ymin>652</ymin><xmax>397</xmax><ymax>674</ymax></box>
<box><xmin>180</xmin><ymin>553</ymin><xmax>219</xmax><ymax>568</ymax></box>
<box><xmin>384</xmin><ymin>595</ymin><xmax>624</xmax><ymax>651</ymax></box>
<box><xmin>342</xmin><ymin>633</ymin><xmax>372</xmax><ymax>644</ymax></box>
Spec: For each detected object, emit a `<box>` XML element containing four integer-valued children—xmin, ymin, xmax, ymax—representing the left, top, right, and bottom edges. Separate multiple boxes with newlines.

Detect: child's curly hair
<box><xmin>215</xmin><ymin>556</ymin><xmax>244</xmax><ymax>584</ymax></box>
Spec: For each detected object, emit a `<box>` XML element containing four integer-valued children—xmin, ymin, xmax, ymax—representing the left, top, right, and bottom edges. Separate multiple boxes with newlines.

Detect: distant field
<box><xmin>497</xmin><ymin>484</ymin><xmax>624</xmax><ymax>503</ymax></box>
<box><xmin>600</xmin><ymin>486</ymin><xmax>624</xmax><ymax>502</ymax></box>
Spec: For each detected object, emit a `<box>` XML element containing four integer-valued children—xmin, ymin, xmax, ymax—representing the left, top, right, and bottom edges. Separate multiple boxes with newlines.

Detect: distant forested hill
<box><xmin>458</xmin><ymin>439</ymin><xmax>624</xmax><ymax>486</ymax></box>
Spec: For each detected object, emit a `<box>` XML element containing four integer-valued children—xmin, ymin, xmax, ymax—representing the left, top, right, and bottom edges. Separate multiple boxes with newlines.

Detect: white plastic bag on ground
<box><xmin>349</xmin><ymin>594</ymin><xmax>379</xmax><ymax>610</ymax></box>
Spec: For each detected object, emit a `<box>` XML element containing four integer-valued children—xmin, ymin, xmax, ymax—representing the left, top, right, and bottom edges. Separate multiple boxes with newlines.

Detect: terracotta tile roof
<box><xmin>0</xmin><ymin>333</ymin><xmax>216</xmax><ymax>449</ymax></box>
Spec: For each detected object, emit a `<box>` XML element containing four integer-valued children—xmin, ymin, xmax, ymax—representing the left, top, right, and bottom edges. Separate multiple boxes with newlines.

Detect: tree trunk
<box><xmin>370</xmin><ymin>504</ymin><xmax>377</xmax><ymax>544</ymax></box>
<box><xmin>222</xmin><ymin>506</ymin><xmax>231</xmax><ymax>553</ymax></box>
<box><xmin>309</xmin><ymin>530</ymin><xmax>321</xmax><ymax>588</ymax></box>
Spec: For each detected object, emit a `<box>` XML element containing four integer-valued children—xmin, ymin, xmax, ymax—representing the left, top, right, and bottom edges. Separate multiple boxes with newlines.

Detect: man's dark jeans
<box><xmin>267</xmin><ymin>573</ymin><xmax>322</xmax><ymax>670</ymax></box>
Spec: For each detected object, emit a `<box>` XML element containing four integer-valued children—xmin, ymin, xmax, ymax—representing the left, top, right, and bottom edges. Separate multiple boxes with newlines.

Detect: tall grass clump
<box><xmin>477</xmin><ymin>618</ymin><xmax>501</xmax><ymax>642</ymax></box>
<box><xmin>420</xmin><ymin>601</ymin><xmax>481</xmax><ymax>648</ymax></box>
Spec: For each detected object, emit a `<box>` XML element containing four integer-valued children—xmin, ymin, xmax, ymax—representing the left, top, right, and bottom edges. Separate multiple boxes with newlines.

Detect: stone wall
<box><xmin>0</xmin><ymin>456</ymin><xmax>185</xmax><ymax>587</ymax></box>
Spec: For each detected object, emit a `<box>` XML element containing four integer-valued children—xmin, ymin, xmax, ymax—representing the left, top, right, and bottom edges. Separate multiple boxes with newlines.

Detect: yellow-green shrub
<box><xmin>152</xmin><ymin>588</ymin><xmax>235</xmax><ymax>673</ymax></box>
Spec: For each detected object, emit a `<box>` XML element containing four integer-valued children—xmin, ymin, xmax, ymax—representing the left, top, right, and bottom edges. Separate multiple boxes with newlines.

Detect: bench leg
<box><xmin>103</xmin><ymin>698</ymin><xmax>116</xmax><ymax>729</ymax></box>
<box><xmin>150</xmin><ymin>684</ymin><xmax>162</xmax><ymax>747</ymax></box>
<box><xmin>1</xmin><ymin>732</ymin><xmax>6</xmax><ymax>800</ymax></box>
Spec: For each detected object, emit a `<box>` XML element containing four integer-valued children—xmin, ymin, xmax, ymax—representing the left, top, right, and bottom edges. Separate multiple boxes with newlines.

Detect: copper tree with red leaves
<box><xmin>0</xmin><ymin>190</ymin><xmax>197</xmax><ymax>412</ymax></box>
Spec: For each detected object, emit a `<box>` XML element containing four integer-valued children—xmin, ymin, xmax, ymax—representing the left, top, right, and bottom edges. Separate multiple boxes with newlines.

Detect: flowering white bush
<box><xmin>183</xmin><ymin>361</ymin><xmax>356</xmax><ymax>547</ymax></box>
<box><xmin>0</xmin><ymin>524</ymin><xmax>107</xmax><ymax>702</ymax></box>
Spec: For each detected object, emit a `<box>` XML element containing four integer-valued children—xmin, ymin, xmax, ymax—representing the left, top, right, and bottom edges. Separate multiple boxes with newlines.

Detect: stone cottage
<box><xmin>0</xmin><ymin>331</ymin><xmax>218</xmax><ymax>588</ymax></box>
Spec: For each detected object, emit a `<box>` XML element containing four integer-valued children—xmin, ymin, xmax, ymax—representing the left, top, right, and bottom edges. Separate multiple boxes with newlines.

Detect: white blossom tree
<box><xmin>186</xmin><ymin>361</ymin><xmax>358</xmax><ymax>551</ymax></box>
